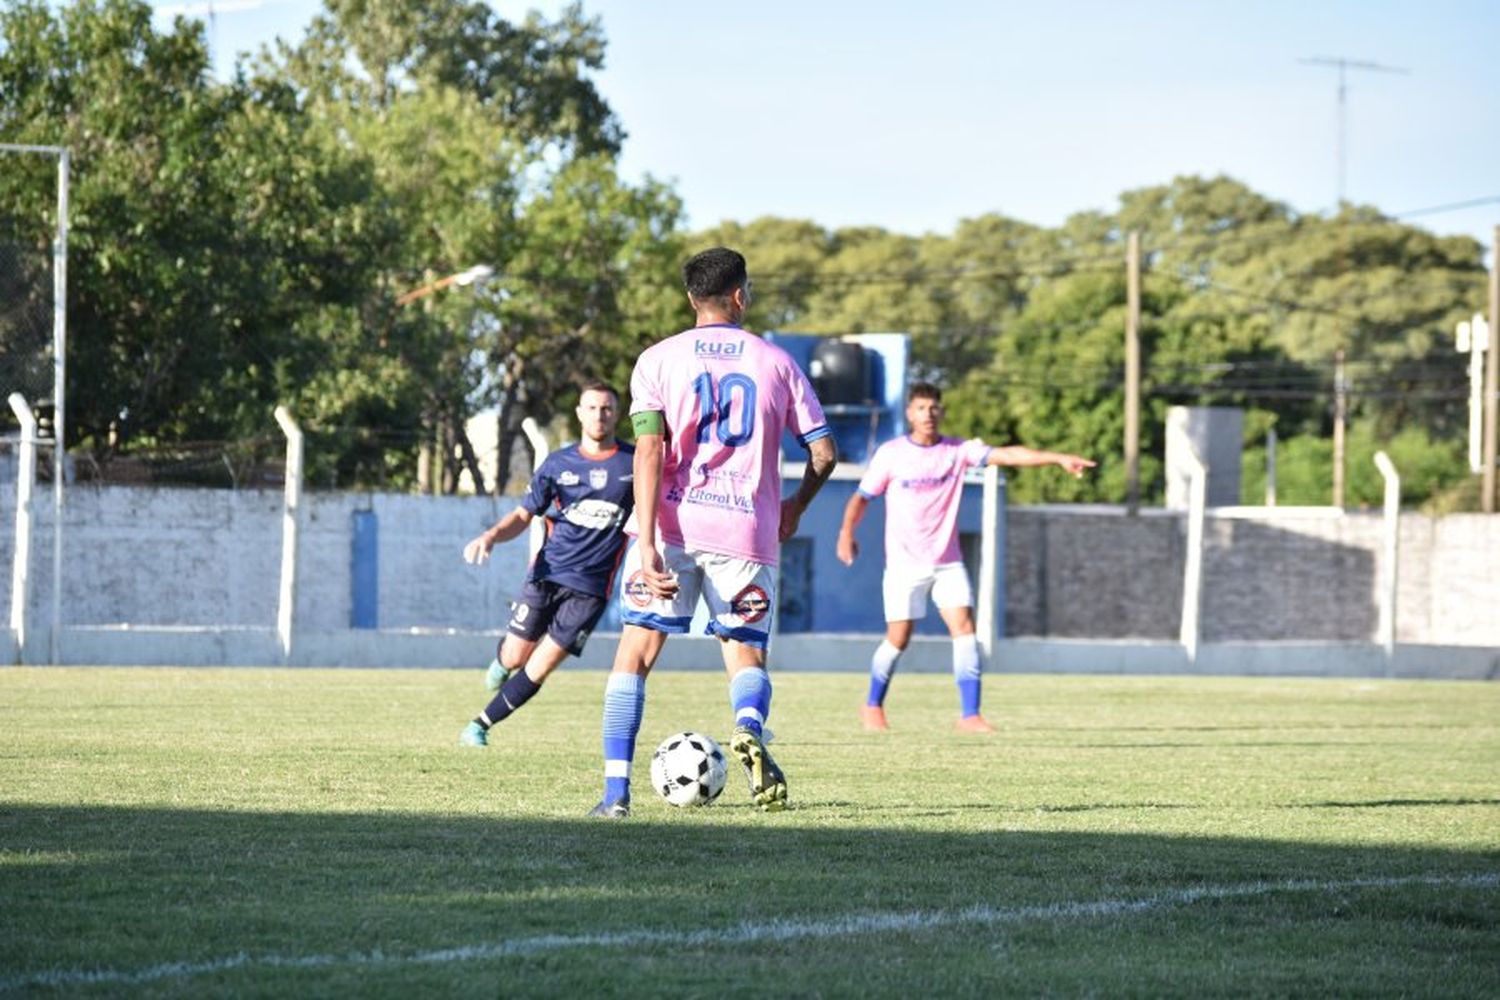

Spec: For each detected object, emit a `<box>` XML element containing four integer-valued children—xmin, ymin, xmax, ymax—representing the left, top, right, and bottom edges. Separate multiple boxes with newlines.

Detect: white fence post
<box><xmin>8</xmin><ymin>394</ymin><xmax>37</xmax><ymax>664</ymax></box>
<box><xmin>976</xmin><ymin>464</ymin><xmax>1002</xmax><ymax>666</ymax></box>
<box><xmin>520</xmin><ymin>417</ymin><xmax>550</xmax><ymax>561</ymax></box>
<box><xmin>1173</xmin><ymin>427</ymin><xmax>1208</xmax><ymax>663</ymax></box>
<box><xmin>1373</xmin><ymin>450</ymin><xmax>1400</xmax><ymax>669</ymax></box>
<box><xmin>274</xmin><ymin>406</ymin><xmax>303</xmax><ymax>664</ymax></box>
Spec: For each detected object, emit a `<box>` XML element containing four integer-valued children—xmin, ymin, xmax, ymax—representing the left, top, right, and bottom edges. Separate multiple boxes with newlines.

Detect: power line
<box><xmin>1392</xmin><ymin>195</ymin><xmax>1500</xmax><ymax>219</ymax></box>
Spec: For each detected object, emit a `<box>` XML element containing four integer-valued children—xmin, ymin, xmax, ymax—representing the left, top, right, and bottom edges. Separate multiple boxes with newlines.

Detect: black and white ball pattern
<box><xmin>650</xmin><ymin>731</ymin><xmax>728</xmax><ymax>807</ymax></box>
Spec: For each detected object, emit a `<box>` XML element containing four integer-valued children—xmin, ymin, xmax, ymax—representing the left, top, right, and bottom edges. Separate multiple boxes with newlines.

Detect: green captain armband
<box><xmin>631</xmin><ymin>410</ymin><xmax>665</xmax><ymax>436</ymax></box>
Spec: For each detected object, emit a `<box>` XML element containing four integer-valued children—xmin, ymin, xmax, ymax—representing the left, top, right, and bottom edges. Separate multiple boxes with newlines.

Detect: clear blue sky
<box><xmin>161</xmin><ymin>0</ymin><xmax>1500</xmax><ymax>254</ymax></box>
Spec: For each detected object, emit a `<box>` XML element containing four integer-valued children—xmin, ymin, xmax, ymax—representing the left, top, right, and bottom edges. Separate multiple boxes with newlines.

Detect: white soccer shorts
<box><xmin>619</xmin><ymin>540</ymin><xmax>776</xmax><ymax>649</ymax></box>
<box><xmin>882</xmin><ymin>561</ymin><xmax>974</xmax><ymax>622</ymax></box>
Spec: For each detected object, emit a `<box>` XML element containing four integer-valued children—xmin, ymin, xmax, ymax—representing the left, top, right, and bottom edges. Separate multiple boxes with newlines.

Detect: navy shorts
<box><xmin>506</xmin><ymin>580</ymin><xmax>608</xmax><ymax>656</ymax></box>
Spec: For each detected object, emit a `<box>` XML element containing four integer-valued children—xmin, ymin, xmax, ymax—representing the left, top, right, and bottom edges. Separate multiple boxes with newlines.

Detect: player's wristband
<box><xmin>631</xmin><ymin>410</ymin><xmax>664</xmax><ymax>436</ymax></box>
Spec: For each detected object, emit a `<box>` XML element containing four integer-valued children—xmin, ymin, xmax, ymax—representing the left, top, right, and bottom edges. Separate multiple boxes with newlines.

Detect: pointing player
<box><xmin>836</xmin><ymin>382</ymin><xmax>1094</xmax><ymax>732</ymax></box>
<box><xmin>458</xmin><ymin>381</ymin><xmax>634</xmax><ymax>747</ymax></box>
<box><xmin>590</xmin><ymin>247</ymin><xmax>838</xmax><ymax>818</ymax></box>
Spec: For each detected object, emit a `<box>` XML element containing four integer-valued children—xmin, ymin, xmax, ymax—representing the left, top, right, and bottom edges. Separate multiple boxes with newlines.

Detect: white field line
<box><xmin>4</xmin><ymin>872</ymin><xmax>1496</xmax><ymax>992</ymax></box>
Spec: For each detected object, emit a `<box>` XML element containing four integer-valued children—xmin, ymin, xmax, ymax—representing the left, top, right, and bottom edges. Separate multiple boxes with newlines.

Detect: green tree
<box><xmin>272</xmin><ymin>0</ymin><xmax>681</xmax><ymax>492</ymax></box>
<box><xmin>0</xmin><ymin>0</ymin><xmax>381</xmax><ymax>466</ymax></box>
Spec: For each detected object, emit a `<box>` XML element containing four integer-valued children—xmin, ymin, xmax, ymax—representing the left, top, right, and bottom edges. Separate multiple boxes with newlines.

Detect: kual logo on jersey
<box><xmin>589</xmin><ymin>468</ymin><xmax>608</xmax><ymax>490</ymax></box>
<box><xmin>694</xmin><ymin>339</ymin><xmax>744</xmax><ymax>359</ymax></box>
<box><xmin>730</xmin><ymin>585</ymin><xmax>770</xmax><ymax>623</ymax></box>
<box><xmin>624</xmin><ymin>571</ymin><xmax>653</xmax><ymax>608</ymax></box>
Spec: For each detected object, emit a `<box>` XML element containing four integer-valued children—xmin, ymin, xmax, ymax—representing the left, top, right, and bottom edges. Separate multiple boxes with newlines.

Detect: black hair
<box><xmin>682</xmin><ymin>247</ymin><xmax>748</xmax><ymax>300</ymax></box>
<box><xmin>908</xmin><ymin>381</ymin><xmax>942</xmax><ymax>403</ymax></box>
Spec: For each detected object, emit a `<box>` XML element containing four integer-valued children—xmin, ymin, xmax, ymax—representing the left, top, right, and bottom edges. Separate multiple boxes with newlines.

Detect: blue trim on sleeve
<box><xmin>797</xmin><ymin>425</ymin><xmax>833</xmax><ymax>446</ymax></box>
<box><xmin>705</xmin><ymin>621</ymin><xmax>770</xmax><ymax>649</ymax></box>
<box><xmin>856</xmin><ymin>487</ymin><xmax>879</xmax><ymax>500</ymax></box>
<box><xmin>621</xmin><ymin>611</ymin><xmax>693</xmax><ymax>634</ymax></box>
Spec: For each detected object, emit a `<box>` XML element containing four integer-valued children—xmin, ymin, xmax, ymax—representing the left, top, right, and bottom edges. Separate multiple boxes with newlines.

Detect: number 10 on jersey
<box><xmin>693</xmin><ymin>372</ymin><xmax>757</xmax><ymax>447</ymax></box>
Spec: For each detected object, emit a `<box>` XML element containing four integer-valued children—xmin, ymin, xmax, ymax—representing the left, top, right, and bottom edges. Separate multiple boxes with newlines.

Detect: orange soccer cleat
<box><xmin>860</xmin><ymin>705</ymin><xmax>890</xmax><ymax>731</ymax></box>
<box><xmin>955</xmin><ymin>714</ymin><xmax>997</xmax><ymax>734</ymax></box>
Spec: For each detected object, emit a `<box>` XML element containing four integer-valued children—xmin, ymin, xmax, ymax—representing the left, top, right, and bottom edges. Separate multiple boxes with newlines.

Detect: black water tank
<box><xmin>809</xmin><ymin>339</ymin><xmax>869</xmax><ymax>406</ymax></box>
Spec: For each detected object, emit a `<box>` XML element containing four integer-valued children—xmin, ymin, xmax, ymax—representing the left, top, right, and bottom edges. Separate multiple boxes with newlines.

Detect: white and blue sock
<box><xmin>601</xmin><ymin>673</ymin><xmax>645</xmax><ymax>804</ymax></box>
<box><xmin>953</xmin><ymin>633</ymin><xmax>982</xmax><ymax>717</ymax></box>
<box><xmin>729</xmin><ymin>667</ymin><xmax>771</xmax><ymax>737</ymax></box>
<box><xmin>866</xmin><ymin>639</ymin><xmax>903</xmax><ymax>707</ymax></box>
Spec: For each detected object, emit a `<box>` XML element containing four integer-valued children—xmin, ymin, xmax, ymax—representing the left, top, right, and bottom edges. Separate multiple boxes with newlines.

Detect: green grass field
<box><xmin>2</xmin><ymin>666</ymin><xmax>1498</xmax><ymax>997</ymax></box>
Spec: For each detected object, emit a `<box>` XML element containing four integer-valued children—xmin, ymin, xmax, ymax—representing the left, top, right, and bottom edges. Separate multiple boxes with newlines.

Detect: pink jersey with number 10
<box><xmin>628</xmin><ymin>324</ymin><xmax>831</xmax><ymax>566</ymax></box>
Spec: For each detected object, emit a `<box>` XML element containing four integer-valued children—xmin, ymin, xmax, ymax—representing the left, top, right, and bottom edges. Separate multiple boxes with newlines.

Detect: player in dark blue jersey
<box><xmin>459</xmin><ymin>381</ymin><xmax>635</xmax><ymax>746</ymax></box>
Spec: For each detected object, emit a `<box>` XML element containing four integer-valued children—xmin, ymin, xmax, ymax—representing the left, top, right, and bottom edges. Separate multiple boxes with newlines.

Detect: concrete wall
<box><xmin>2</xmin><ymin>480</ymin><xmax>1498</xmax><ymax>669</ymax></box>
<box><xmin>0</xmin><ymin>485</ymin><xmax>532</xmax><ymax>635</ymax></box>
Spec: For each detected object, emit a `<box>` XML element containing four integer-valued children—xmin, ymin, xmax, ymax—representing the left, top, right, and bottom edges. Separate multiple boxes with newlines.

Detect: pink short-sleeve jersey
<box><xmin>857</xmin><ymin>435</ymin><xmax>993</xmax><ymax>569</ymax></box>
<box><xmin>628</xmin><ymin>324</ymin><xmax>830</xmax><ymax>566</ymax></box>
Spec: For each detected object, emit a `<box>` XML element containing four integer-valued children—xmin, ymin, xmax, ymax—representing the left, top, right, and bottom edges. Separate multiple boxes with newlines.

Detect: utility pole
<box><xmin>1332</xmin><ymin>348</ymin><xmax>1347</xmax><ymax>508</ymax></box>
<box><xmin>1457</xmin><ymin>313</ymin><xmax>1489</xmax><ymax>474</ymax></box>
<box><xmin>1300</xmin><ymin>56</ymin><xmax>1409</xmax><ymax>205</ymax></box>
<box><xmin>1485</xmin><ymin>225</ymin><xmax>1499</xmax><ymax>513</ymax></box>
<box><xmin>1125</xmin><ymin>231</ymin><xmax>1141</xmax><ymax>514</ymax></box>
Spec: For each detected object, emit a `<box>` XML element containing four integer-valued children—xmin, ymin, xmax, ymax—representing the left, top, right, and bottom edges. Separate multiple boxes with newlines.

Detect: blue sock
<box><xmin>954</xmin><ymin>633</ymin><xmax>981</xmax><ymax>717</ymax></box>
<box><xmin>729</xmin><ymin>667</ymin><xmax>771</xmax><ymax>737</ymax></box>
<box><xmin>602</xmin><ymin>673</ymin><xmax>645</xmax><ymax>804</ymax></box>
<box><xmin>867</xmin><ymin>640</ymin><xmax>902</xmax><ymax>707</ymax></box>
<box><xmin>477</xmin><ymin>669</ymin><xmax>541</xmax><ymax>728</ymax></box>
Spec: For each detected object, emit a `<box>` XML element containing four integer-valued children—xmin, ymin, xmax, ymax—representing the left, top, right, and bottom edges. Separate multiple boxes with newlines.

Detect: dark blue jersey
<box><xmin>521</xmin><ymin>441</ymin><xmax>635</xmax><ymax>597</ymax></box>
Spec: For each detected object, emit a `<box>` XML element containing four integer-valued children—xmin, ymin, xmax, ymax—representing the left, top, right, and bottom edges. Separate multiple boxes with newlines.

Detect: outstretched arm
<box><xmin>987</xmin><ymin>445</ymin><xmax>1096</xmax><ymax>478</ymax></box>
<box><xmin>462</xmin><ymin>507</ymin><xmax>535</xmax><ymax>564</ymax></box>
<box><xmin>779</xmin><ymin>435</ymin><xmax>838</xmax><ymax>542</ymax></box>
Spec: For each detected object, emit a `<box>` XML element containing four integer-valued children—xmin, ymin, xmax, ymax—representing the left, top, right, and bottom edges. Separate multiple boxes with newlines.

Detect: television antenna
<box><xmin>1299</xmin><ymin>56</ymin><xmax>1410</xmax><ymax>206</ymax></box>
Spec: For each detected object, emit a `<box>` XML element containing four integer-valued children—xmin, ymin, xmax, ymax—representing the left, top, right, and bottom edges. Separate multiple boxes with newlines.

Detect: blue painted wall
<box><xmin>351</xmin><ymin>509</ymin><xmax>379</xmax><ymax>628</ymax></box>
<box><xmin>781</xmin><ymin>474</ymin><xmax>1004</xmax><ymax>635</ymax></box>
<box><xmin>559</xmin><ymin>331</ymin><xmax>1005</xmax><ymax>637</ymax></box>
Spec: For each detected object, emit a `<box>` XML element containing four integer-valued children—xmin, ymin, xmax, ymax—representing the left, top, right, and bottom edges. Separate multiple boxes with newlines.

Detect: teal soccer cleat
<box><xmin>484</xmin><ymin>660</ymin><xmax>516</xmax><ymax>694</ymax></box>
<box><xmin>458</xmin><ymin>721</ymin><xmax>488</xmax><ymax>747</ymax></box>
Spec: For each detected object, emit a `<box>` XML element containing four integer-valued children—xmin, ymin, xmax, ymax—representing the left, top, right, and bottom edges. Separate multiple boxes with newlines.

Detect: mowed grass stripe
<box><xmin>6</xmin><ymin>872</ymin><xmax>1495</xmax><ymax>992</ymax></box>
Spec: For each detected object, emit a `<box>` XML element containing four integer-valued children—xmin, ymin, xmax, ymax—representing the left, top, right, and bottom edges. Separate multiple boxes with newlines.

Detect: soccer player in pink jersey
<box><xmin>836</xmin><ymin>382</ymin><xmax>1094</xmax><ymax>732</ymax></box>
<box><xmin>590</xmin><ymin>247</ymin><xmax>839</xmax><ymax>818</ymax></box>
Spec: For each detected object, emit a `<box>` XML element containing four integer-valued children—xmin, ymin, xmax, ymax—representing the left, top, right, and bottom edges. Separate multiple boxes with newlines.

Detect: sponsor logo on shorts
<box><xmin>730</xmin><ymin>585</ymin><xmax>770</xmax><ymax>623</ymax></box>
<box><xmin>624</xmin><ymin>571</ymin><xmax>653</xmax><ymax>608</ymax></box>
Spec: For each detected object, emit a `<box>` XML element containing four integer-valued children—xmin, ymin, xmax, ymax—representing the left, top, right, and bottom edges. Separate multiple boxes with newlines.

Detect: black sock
<box><xmin>478</xmin><ymin>669</ymin><xmax>543</xmax><ymax>728</ymax></box>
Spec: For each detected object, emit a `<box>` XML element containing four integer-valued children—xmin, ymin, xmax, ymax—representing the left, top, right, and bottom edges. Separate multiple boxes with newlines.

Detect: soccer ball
<box><xmin>650</xmin><ymin>731</ymin><xmax>728</xmax><ymax>807</ymax></box>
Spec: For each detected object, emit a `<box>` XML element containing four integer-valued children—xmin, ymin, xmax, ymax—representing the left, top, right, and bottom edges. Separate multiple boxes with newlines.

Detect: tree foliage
<box><xmin>695</xmin><ymin>175</ymin><xmax>1487</xmax><ymax>506</ymax></box>
<box><xmin>0</xmin><ymin>0</ymin><xmax>678</xmax><ymax>492</ymax></box>
<box><xmin>1</xmin><ymin>4</ymin><xmax>1485</xmax><ymax>506</ymax></box>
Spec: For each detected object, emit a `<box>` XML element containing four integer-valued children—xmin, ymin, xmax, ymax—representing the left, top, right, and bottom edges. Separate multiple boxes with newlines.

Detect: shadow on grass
<box><xmin>1</xmin><ymin>804</ymin><xmax>1497</xmax><ymax>995</ymax></box>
